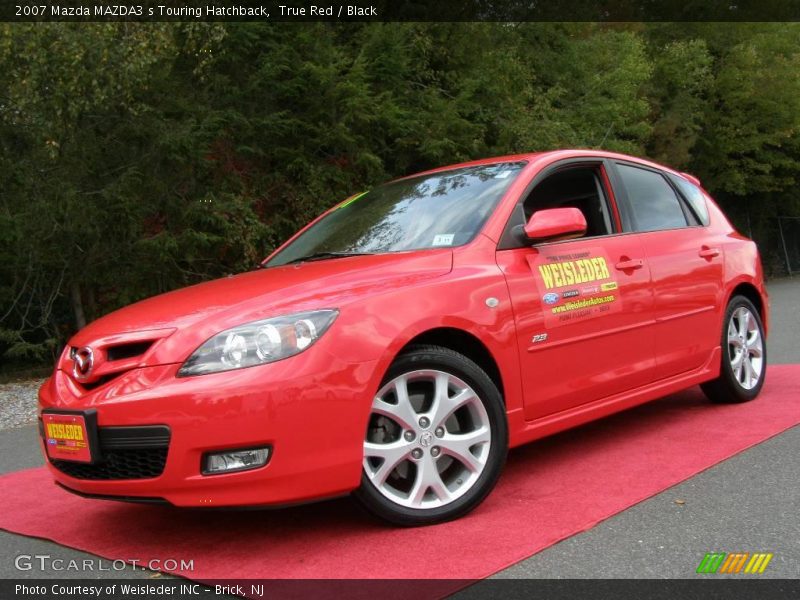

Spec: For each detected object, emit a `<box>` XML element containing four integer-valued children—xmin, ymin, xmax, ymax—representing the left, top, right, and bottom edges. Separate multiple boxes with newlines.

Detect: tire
<box><xmin>701</xmin><ymin>295</ymin><xmax>767</xmax><ymax>404</ymax></box>
<box><xmin>354</xmin><ymin>345</ymin><xmax>508</xmax><ymax>526</ymax></box>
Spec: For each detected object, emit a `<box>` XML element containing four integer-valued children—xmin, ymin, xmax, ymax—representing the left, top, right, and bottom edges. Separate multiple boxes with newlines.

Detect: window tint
<box><xmin>617</xmin><ymin>164</ymin><xmax>687</xmax><ymax>232</ymax></box>
<box><xmin>670</xmin><ymin>175</ymin><xmax>710</xmax><ymax>226</ymax></box>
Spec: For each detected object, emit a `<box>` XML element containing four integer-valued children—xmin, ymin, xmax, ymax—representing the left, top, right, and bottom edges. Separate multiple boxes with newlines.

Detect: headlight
<box><xmin>178</xmin><ymin>309</ymin><xmax>338</xmax><ymax>377</ymax></box>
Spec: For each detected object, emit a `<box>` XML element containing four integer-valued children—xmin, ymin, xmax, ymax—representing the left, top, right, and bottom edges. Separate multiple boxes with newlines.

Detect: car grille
<box><xmin>47</xmin><ymin>425</ymin><xmax>170</xmax><ymax>481</ymax></box>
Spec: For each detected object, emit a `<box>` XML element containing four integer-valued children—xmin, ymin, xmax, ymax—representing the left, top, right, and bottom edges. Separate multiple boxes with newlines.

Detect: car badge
<box><xmin>72</xmin><ymin>346</ymin><xmax>94</xmax><ymax>381</ymax></box>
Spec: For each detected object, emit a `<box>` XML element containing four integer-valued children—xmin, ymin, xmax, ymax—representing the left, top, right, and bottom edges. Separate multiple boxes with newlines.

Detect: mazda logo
<box><xmin>72</xmin><ymin>347</ymin><xmax>94</xmax><ymax>380</ymax></box>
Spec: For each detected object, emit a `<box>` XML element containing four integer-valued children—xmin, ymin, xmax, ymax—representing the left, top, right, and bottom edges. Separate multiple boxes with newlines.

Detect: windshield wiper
<box><xmin>286</xmin><ymin>251</ymin><xmax>374</xmax><ymax>265</ymax></box>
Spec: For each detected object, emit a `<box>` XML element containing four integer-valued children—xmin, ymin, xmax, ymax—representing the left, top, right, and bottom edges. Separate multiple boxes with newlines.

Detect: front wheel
<box><xmin>354</xmin><ymin>345</ymin><xmax>508</xmax><ymax>526</ymax></box>
<box><xmin>701</xmin><ymin>295</ymin><xmax>767</xmax><ymax>403</ymax></box>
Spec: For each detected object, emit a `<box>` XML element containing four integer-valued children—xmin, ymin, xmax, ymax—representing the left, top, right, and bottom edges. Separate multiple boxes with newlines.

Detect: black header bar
<box><xmin>3</xmin><ymin>0</ymin><xmax>800</xmax><ymax>23</ymax></box>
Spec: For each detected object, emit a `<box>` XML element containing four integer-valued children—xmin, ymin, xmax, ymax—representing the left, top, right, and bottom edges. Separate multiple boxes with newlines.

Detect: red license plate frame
<box><xmin>42</xmin><ymin>410</ymin><xmax>100</xmax><ymax>464</ymax></box>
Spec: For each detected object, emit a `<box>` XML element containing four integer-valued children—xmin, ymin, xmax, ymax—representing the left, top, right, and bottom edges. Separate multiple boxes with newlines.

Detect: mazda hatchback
<box><xmin>39</xmin><ymin>150</ymin><xmax>768</xmax><ymax>525</ymax></box>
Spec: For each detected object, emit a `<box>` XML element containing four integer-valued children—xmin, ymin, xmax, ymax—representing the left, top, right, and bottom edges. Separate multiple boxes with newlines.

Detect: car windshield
<box><xmin>266</xmin><ymin>162</ymin><xmax>526</xmax><ymax>267</ymax></box>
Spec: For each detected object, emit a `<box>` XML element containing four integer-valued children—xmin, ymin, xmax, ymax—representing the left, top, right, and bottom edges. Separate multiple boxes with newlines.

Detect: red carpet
<box><xmin>1</xmin><ymin>365</ymin><xmax>798</xmax><ymax>584</ymax></box>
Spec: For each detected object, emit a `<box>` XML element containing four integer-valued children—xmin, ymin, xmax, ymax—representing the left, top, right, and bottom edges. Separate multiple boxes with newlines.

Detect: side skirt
<box><xmin>507</xmin><ymin>346</ymin><xmax>722</xmax><ymax>448</ymax></box>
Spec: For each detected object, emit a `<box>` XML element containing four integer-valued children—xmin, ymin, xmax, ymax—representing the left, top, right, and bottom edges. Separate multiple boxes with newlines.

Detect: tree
<box><xmin>2</xmin><ymin>22</ymin><xmax>800</xmax><ymax>370</ymax></box>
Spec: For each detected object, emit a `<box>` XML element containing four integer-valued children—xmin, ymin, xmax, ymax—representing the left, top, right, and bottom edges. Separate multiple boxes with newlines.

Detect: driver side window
<box><xmin>522</xmin><ymin>167</ymin><xmax>614</xmax><ymax>238</ymax></box>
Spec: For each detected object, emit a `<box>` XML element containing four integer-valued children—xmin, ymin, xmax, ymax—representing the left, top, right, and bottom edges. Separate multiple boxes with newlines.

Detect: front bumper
<box><xmin>38</xmin><ymin>350</ymin><xmax>378</xmax><ymax>507</ymax></box>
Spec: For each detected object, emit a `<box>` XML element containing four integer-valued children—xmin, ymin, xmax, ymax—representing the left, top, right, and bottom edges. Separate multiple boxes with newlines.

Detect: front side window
<box><xmin>267</xmin><ymin>162</ymin><xmax>525</xmax><ymax>266</ymax></box>
<box><xmin>617</xmin><ymin>164</ymin><xmax>687</xmax><ymax>232</ymax></box>
<box><xmin>522</xmin><ymin>166</ymin><xmax>614</xmax><ymax>237</ymax></box>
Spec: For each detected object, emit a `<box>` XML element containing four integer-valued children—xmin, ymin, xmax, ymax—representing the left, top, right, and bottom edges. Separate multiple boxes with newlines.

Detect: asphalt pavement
<box><xmin>0</xmin><ymin>278</ymin><xmax>798</xmax><ymax>581</ymax></box>
<box><xmin>496</xmin><ymin>277</ymin><xmax>800</xmax><ymax>579</ymax></box>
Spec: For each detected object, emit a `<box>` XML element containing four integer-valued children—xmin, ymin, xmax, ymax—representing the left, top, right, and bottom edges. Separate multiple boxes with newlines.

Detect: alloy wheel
<box><xmin>727</xmin><ymin>306</ymin><xmax>764</xmax><ymax>390</ymax></box>
<box><xmin>363</xmin><ymin>369</ymin><xmax>492</xmax><ymax>509</ymax></box>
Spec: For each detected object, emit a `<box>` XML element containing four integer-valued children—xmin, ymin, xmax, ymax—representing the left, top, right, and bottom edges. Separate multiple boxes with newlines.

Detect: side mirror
<box><xmin>515</xmin><ymin>207</ymin><xmax>587</xmax><ymax>243</ymax></box>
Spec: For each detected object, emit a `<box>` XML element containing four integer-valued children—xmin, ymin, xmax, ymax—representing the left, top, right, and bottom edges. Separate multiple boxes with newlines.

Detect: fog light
<box><xmin>202</xmin><ymin>447</ymin><xmax>271</xmax><ymax>475</ymax></box>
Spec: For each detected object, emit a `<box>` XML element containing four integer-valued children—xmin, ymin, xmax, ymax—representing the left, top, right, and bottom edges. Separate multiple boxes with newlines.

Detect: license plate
<box><xmin>42</xmin><ymin>411</ymin><xmax>96</xmax><ymax>463</ymax></box>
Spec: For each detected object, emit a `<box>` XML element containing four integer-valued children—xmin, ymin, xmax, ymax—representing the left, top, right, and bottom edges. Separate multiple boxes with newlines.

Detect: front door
<box><xmin>498</xmin><ymin>235</ymin><xmax>656</xmax><ymax>420</ymax></box>
<box><xmin>495</xmin><ymin>161</ymin><xmax>657</xmax><ymax>421</ymax></box>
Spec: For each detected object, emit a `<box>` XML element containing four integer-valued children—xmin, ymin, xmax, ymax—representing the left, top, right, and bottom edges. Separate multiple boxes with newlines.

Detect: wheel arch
<box><xmin>397</xmin><ymin>327</ymin><xmax>506</xmax><ymax>402</ymax></box>
<box><xmin>727</xmin><ymin>281</ymin><xmax>767</xmax><ymax>334</ymax></box>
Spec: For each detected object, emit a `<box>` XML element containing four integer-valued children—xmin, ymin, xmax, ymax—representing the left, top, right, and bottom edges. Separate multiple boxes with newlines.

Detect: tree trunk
<box><xmin>86</xmin><ymin>286</ymin><xmax>97</xmax><ymax>322</ymax></box>
<box><xmin>70</xmin><ymin>281</ymin><xmax>87</xmax><ymax>331</ymax></box>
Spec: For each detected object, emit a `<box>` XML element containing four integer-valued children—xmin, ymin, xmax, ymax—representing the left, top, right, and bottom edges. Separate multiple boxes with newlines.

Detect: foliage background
<box><xmin>1</xmin><ymin>22</ymin><xmax>799</xmax><ymax>370</ymax></box>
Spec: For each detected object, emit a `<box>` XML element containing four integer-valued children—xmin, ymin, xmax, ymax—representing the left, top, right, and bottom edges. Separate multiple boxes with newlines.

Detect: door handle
<box><xmin>615</xmin><ymin>258</ymin><xmax>644</xmax><ymax>271</ymax></box>
<box><xmin>699</xmin><ymin>246</ymin><xmax>720</xmax><ymax>259</ymax></box>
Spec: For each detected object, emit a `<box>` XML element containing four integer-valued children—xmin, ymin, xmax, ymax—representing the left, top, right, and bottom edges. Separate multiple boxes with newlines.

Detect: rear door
<box><xmin>609</xmin><ymin>162</ymin><xmax>723</xmax><ymax>379</ymax></box>
<box><xmin>496</xmin><ymin>159</ymin><xmax>657</xmax><ymax>421</ymax></box>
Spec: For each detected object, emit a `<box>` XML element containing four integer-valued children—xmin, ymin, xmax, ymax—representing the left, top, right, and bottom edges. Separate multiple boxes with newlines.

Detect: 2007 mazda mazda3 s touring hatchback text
<box><xmin>39</xmin><ymin>150</ymin><xmax>768</xmax><ymax>525</ymax></box>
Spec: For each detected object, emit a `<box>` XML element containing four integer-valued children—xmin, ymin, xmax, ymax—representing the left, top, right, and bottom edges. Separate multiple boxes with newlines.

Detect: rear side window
<box><xmin>670</xmin><ymin>175</ymin><xmax>710</xmax><ymax>226</ymax></box>
<box><xmin>617</xmin><ymin>164</ymin><xmax>688</xmax><ymax>232</ymax></box>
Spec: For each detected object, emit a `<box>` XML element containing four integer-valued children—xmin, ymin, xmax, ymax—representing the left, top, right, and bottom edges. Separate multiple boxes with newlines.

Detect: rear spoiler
<box><xmin>679</xmin><ymin>171</ymin><xmax>702</xmax><ymax>187</ymax></box>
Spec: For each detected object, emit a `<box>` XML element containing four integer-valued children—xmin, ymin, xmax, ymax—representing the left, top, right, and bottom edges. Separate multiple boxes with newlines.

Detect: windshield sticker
<box><xmin>432</xmin><ymin>234</ymin><xmax>455</xmax><ymax>246</ymax></box>
<box><xmin>526</xmin><ymin>247</ymin><xmax>622</xmax><ymax>327</ymax></box>
<box><xmin>337</xmin><ymin>191</ymin><xmax>368</xmax><ymax>210</ymax></box>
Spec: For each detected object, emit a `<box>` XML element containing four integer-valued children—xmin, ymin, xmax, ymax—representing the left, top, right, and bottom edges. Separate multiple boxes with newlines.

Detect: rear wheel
<box><xmin>701</xmin><ymin>296</ymin><xmax>766</xmax><ymax>403</ymax></box>
<box><xmin>354</xmin><ymin>345</ymin><xmax>507</xmax><ymax>526</ymax></box>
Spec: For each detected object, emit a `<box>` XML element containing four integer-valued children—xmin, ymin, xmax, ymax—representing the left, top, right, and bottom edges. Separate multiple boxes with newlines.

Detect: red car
<box><xmin>39</xmin><ymin>150</ymin><xmax>768</xmax><ymax>525</ymax></box>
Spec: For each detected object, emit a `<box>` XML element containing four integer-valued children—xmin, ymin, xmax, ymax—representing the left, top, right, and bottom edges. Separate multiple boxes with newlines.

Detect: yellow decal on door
<box><xmin>527</xmin><ymin>247</ymin><xmax>621</xmax><ymax>327</ymax></box>
<box><xmin>538</xmin><ymin>256</ymin><xmax>611</xmax><ymax>289</ymax></box>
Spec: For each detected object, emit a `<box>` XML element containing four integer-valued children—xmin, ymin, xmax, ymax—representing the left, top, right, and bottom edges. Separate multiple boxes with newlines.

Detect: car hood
<box><xmin>67</xmin><ymin>250</ymin><xmax>453</xmax><ymax>368</ymax></box>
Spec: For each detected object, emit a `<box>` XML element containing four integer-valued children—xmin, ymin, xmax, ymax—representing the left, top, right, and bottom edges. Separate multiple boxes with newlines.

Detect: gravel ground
<box><xmin>0</xmin><ymin>379</ymin><xmax>44</xmax><ymax>430</ymax></box>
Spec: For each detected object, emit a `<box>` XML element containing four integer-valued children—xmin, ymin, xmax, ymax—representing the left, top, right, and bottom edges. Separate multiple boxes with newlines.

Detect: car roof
<box><xmin>398</xmin><ymin>149</ymin><xmax>690</xmax><ymax>183</ymax></box>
